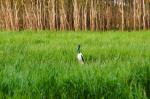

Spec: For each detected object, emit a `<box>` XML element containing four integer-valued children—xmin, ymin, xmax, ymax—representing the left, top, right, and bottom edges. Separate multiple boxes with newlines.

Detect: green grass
<box><xmin>0</xmin><ymin>30</ymin><xmax>150</xmax><ymax>99</ymax></box>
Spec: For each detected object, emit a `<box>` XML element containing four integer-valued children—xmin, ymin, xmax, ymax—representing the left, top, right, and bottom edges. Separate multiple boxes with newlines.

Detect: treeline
<box><xmin>0</xmin><ymin>0</ymin><xmax>150</xmax><ymax>31</ymax></box>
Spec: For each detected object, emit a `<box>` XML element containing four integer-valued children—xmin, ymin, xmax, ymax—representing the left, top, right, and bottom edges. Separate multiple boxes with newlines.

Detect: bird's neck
<box><xmin>77</xmin><ymin>50</ymin><xmax>80</xmax><ymax>53</ymax></box>
<box><xmin>77</xmin><ymin>48</ymin><xmax>80</xmax><ymax>53</ymax></box>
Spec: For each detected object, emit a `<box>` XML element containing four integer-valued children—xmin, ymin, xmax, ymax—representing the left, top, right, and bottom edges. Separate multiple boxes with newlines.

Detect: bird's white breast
<box><xmin>77</xmin><ymin>53</ymin><xmax>83</xmax><ymax>61</ymax></box>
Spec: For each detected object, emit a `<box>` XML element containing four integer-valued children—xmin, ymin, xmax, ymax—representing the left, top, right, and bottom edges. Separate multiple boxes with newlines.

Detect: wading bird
<box><xmin>77</xmin><ymin>44</ymin><xmax>84</xmax><ymax>64</ymax></box>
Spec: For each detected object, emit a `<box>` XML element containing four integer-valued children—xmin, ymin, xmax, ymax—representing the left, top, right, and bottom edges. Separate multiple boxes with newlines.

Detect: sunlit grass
<box><xmin>0</xmin><ymin>30</ymin><xmax>150</xmax><ymax>98</ymax></box>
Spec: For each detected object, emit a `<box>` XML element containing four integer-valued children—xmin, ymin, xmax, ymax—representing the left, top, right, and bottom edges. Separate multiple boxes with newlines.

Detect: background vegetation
<box><xmin>0</xmin><ymin>31</ymin><xmax>150</xmax><ymax>98</ymax></box>
<box><xmin>0</xmin><ymin>0</ymin><xmax>150</xmax><ymax>31</ymax></box>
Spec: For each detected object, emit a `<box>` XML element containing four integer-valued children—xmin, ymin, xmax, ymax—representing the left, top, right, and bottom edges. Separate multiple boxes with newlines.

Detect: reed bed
<box><xmin>0</xmin><ymin>0</ymin><xmax>150</xmax><ymax>31</ymax></box>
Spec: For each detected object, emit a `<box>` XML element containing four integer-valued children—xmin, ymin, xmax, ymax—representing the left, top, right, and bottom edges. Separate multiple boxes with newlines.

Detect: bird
<box><xmin>77</xmin><ymin>44</ymin><xmax>85</xmax><ymax>64</ymax></box>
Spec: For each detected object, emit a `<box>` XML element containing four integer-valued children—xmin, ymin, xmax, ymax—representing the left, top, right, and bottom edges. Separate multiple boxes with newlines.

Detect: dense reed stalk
<box><xmin>0</xmin><ymin>0</ymin><xmax>150</xmax><ymax>31</ymax></box>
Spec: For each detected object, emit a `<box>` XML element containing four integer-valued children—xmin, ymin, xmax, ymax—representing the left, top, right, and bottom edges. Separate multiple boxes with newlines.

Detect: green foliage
<box><xmin>0</xmin><ymin>30</ymin><xmax>150</xmax><ymax>98</ymax></box>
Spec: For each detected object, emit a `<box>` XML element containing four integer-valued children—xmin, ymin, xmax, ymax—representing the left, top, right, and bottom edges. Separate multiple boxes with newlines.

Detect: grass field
<box><xmin>0</xmin><ymin>31</ymin><xmax>150</xmax><ymax>99</ymax></box>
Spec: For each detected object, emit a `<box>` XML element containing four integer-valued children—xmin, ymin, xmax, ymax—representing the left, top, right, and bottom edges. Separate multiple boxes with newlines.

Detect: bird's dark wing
<box><xmin>81</xmin><ymin>55</ymin><xmax>84</xmax><ymax>62</ymax></box>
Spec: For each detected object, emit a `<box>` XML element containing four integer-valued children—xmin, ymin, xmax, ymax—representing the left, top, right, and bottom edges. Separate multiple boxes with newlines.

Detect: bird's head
<box><xmin>77</xmin><ymin>44</ymin><xmax>80</xmax><ymax>53</ymax></box>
